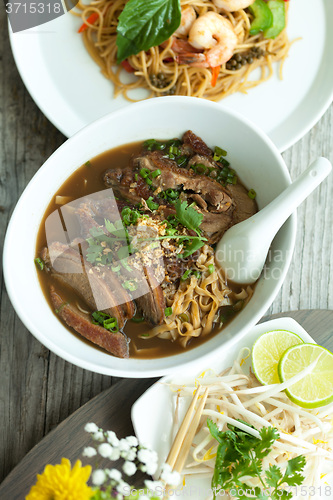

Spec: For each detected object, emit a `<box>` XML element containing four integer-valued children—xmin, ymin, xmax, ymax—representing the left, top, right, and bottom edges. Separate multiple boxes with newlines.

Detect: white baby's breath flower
<box><xmin>84</xmin><ymin>422</ymin><xmax>99</xmax><ymax>433</ymax></box>
<box><xmin>123</xmin><ymin>460</ymin><xmax>137</xmax><ymax>476</ymax></box>
<box><xmin>93</xmin><ymin>431</ymin><xmax>105</xmax><ymax>442</ymax></box>
<box><xmin>92</xmin><ymin>469</ymin><xmax>106</xmax><ymax>486</ymax></box>
<box><xmin>144</xmin><ymin>479</ymin><xmax>164</xmax><ymax>492</ymax></box>
<box><xmin>82</xmin><ymin>446</ymin><xmax>97</xmax><ymax>458</ymax></box>
<box><xmin>98</xmin><ymin>442</ymin><xmax>113</xmax><ymax>458</ymax></box>
<box><xmin>146</xmin><ymin>461</ymin><xmax>158</xmax><ymax>475</ymax></box>
<box><xmin>137</xmin><ymin>448</ymin><xmax>157</xmax><ymax>465</ymax></box>
<box><xmin>110</xmin><ymin>447</ymin><xmax>121</xmax><ymax>461</ymax></box>
<box><xmin>139</xmin><ymin>464</ymin><xmax>147</xmax><ymax>473</ymax></box>
<box><xmin>126</xmin><ymin>435</ymin><xmax>138</xmax><ymax>447</ymax></box>
<box><xmin>118</xmin><ymin>438</ymin><xmax>131</xmax><ymax>452</ymax></box>
<box><xmin>160</xmin><ymin>464</ymin><xmax>180</xmax><ymax>486</ymax></box>
<box><xmin>106</xmin><ymin>468</ymin><xmax>122</xmax><ymax>482</ymax></box>
<box><xmin>124</xmin><ymin>447</ymin><xmax>137</xmax><ymax>461</ymax></box>
<box><xmin>106</xmin><ymin>430</ymin><xmax>120</xmax><ymax>447</ymax></box>
<box><xmin>117</xmin><ymin>480</ymin><xmax>131</xmax><ymax>495</ymax></box>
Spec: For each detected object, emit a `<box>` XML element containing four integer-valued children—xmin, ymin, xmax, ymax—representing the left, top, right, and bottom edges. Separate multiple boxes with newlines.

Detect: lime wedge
<box><xmin>278</xmin><ymin>343</ymin><xmax>333</xmax><ymax>408</ymax></box>
<box><xmin>252</xmin><ymin>330</ymin><xmax>303</xmax><ymax>385</ymax></box>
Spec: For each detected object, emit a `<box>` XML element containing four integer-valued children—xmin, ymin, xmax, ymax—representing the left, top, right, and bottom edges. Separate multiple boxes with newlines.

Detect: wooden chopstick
<box><xmin>165</xmin><ymin>385</ymin><xmax>209</xmax><ymax>473</ymax></box>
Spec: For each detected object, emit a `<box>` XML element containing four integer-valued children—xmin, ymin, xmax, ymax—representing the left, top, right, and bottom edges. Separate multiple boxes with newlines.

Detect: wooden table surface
<box><xmin>0</xmin><ymin>6</ymin><xmax>333</xmax><ymax>486</ymax></box>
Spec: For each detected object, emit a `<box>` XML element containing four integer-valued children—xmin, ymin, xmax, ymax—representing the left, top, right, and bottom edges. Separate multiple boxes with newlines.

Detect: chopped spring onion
<box><xmin>92</xmin><ymin>311</ymin><xmax>119</xmax><ymax>332</ymax></box>
<box><xmin>85</xmin><ymin>160</ymin><xmax>91</xmax><ymax>167</ymax></box>
<box><xmin>139</xmin><ymin>168</ymin><xmax>150</xmax><ymax>178</ymax></box>
<box><xmin>181</xmin><ymin>269</ymin><xmax>192</xmax><ymax>281</ymax></box>
<box><xmin>176</xmin><ymin>155</ymin><xmax>188</xmax><ymax>167</ymax></box>
<box><xmin>192</xmin><ymin>270</ymin><xmax>201</xmax><ymax>279</ymax></box>
<box><xmin>121</xmin><ymin>207</ymin><xmax>140</xmax><ymax>226</ymax></box>
<box><xmin>150</xmin><ymin>169</ymin><xmax>161</xmax><ymax>178</ymax></box>
<box><xmin>208</xmin><ymin>264</ymin><xmax>215</xmax><ymax>274</ymax></box>
<box><xmin>165</xmin><ymin>188</ymin><xmax>178</xmax><ymax>200</ymax></box>
<box><xmin>248</xmin><ymin>189</ymin><xmax>257</xmax><ymax>199</ymax></box>
<box><xmin>146</xmin><ymin>177</ymin><xmax>153</xmax><ymax>186</ymax></box>
<box><xmin>146</xmin><ymin>197</ymin><xmax>159</xmax><ymax>211</ymax></box>
<box><xmin>213</xmin><ymin>146</ymin><xmax>227</xmax><ymax>161</ymax></box>
<box><xmin>179</xmin><ymin>313</ymin><xmax>189</xmax><ymax>322</ymax></box>
<box><xmin>165</xmin><ymin>307</ymin><xmax>173</xmax><ymax>317</ymax></box>
<box><xmin>34</xmin><ymin>257</ymin><xmax>44</xmax><ymax>271</ymax></box>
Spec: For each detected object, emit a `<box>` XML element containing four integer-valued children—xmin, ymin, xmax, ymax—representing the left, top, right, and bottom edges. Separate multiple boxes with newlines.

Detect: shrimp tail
<box><xmin>175</xmin><ymin>53</ymin><xmax>207</xmax><ymax>67</ymax></box>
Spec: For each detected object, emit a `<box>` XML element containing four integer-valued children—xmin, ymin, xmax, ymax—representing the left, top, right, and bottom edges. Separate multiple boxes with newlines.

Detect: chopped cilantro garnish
<box><xmin>208</xmin><ymin>420</ymin><xmax>306</xmax><ymax>500</ymax></box>
<box><xmin>175</xmin><ymin>199</ymin><xmax>203</xmax><ymax>235</ymax></box>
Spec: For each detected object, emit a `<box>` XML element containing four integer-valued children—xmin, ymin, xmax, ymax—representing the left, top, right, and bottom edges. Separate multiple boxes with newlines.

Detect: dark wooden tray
<box><xmin>1</xmin><ymin>310</ymin><xmax>332</xmax><ymax>499</ymax></box>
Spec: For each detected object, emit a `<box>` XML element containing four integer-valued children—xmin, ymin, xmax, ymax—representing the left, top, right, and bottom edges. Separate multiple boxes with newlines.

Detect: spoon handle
<box><xmin>252</xmin><ymin>157</ymin><xmax>332</xmax><ymax>237</ymax></box>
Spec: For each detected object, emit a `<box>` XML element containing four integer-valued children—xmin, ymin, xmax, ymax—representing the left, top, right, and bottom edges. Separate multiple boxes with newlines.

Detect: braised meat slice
<box><xmin>133</xmin><ymin>151</ymin><xmax>233</xmax><ymax>213</ymax></box>
<box><xmin>41</xmin><ymin>242</ymin><xmax>135</xmax><ymax>328</ymax></box>
<box><xmin>225</xmin><ymin>183</ymin><xmax>257</xmax><ymax>223</ymax></box>
<box><xmin>50</xmin><ymin>286</ymin><xmax>130</xmax><ymax>358</ymax></box>
<box><xmin>104</xmin><ymin>167</ymin><xmax>151</xmax><ymax>204</ymax></box>
<box><xmin>182</xmin><ymin>130</ymin><xmax>213</xmax><ymax>156</ymax></box>
<box><xmin>135</xmin><ymin>266</ymin><xmax>166</xmax><ymax>325</ymax></box>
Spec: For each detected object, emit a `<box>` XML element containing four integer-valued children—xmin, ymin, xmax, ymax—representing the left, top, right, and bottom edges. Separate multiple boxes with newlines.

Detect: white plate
<box><xmin>132</xmin><ymin>317</ymin><xmax>333</xmax><ymax>500</ymax></box>
<box><xmin>9</xmin><ymin>0</ymin><xmax>333</xmax><ymax>150</ymax></box>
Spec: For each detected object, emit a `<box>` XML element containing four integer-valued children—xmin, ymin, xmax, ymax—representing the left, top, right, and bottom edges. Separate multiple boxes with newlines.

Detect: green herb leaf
<box><xmin>175</xmin><ymin>199</ymin><xmax>203</xmax><ymax>234</ymax></box>
<box><xmin>208</xmin><ymin>420</ymin><xmax>305</xmax><ymax>500</ymax></box>
<box><xmin>181</xmin><ymin>238</ymin><xmax>205</xmax><ymax>258</ymax></box>
<box><xmin>116</xmin><ymin>0</ymin><xmax>181</xmax><ymax>63</ymax></box>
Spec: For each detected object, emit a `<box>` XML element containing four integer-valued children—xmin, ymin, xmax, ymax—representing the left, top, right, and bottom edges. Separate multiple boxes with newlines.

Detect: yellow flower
<box><xmin>26</xmin><ymin>458</ymin><xmax>93</xmax><ymax>500</ymax></box>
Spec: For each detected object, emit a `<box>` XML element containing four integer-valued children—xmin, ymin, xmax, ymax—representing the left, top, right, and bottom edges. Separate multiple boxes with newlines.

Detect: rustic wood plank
<box><xmin>0</xmin><ymin>8</ymin><xmax>114</xmax><ymax>481</ymax></box>
<box><xmin>0</xmin><ymin>2</ymin><xmax>332</xmax><ymax>486</ymax></box>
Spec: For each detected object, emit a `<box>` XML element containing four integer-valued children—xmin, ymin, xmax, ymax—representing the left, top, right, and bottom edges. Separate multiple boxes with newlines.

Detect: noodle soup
<box><xmin>35</xmin><ymin>131</ymin><xmax>258</xmax><ymax>359</ymax></box>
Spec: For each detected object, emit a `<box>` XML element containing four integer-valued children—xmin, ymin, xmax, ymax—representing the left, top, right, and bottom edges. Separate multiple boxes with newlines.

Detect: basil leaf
<box><xmin>116</xmin><ymin>0</ymin><xmax>181</xmax><ymax>63</ymax></box>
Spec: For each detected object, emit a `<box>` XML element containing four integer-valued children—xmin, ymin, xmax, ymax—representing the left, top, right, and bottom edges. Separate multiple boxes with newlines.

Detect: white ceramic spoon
<box><xmin>215</xmin><ymin>157</ymin><xmax>332</xmax><ymax>284</ymax></box>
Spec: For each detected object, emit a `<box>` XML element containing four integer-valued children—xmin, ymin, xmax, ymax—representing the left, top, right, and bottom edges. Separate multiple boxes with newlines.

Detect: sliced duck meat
<box><xmin>225</xmin><ymin>183</ymin><xmax>257</xmax><ymax>224</ymax></box>
<box><xmin>49</xmin><ymin>286</ymin><xmax>130</xmax><ymax>358</ymax></box>
<box><xmin>104</xmin><ymin>167</ymin><xmax>151</xmax><ymax>204</ymax></box>
<box><xmin>132</xmin><ymin>151</ymin><xmax>233</xmax><ymax>213</ymax></box>
<box><xmin>182</xmin><ymin>130</ymin><xmax>213</xmax><ymax>157</ymax></box>
<box><xmin>76</xmin><ymin>197</ymin><xmax>121</xmax><ymax>238</ymax></box>
<box><xmin>200</xmin><ymin>211</ymin><xmax>233</xmax><ymax>244</ymax></box>
<box><xmin>75</xmin><ymin>203</ymin><xmax>101</xmax><ymax>239</ymax></box>
<box><xmin>41</xmin><ymin>242</ymin><xmax>135</xmax><ymax>328</ymax></box>
<box><xmin>188</xmin><ymin>154</ymin><xmax>220</xmax><ymax>174</ymax></box>
<box><xmin>135</xmin><ymin>266</ymin><xmax>166</xmax><ymax>325</ymax></box>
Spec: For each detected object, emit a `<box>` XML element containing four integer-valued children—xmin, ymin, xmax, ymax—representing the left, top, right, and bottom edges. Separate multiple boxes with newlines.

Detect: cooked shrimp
<box><xmin>176</xmin><ymin>11</ymin><xmax>238</xmax><ymax>68</ymax></box>
<box><xmin>213</xmin><ymin>0</ymin><xmax>255</xmax><ymax>12</ymax></box>
<box><xmin>174</xmin><ymin>6</ymin><xmax>197</xmax><ymax>37</ymax></box>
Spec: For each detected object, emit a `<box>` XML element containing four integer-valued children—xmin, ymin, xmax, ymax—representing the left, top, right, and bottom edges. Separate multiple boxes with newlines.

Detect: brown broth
<box><xmin>36</xmin><ymin>141</ymin><xmax>250</xmax><ymax>359</ymax></box>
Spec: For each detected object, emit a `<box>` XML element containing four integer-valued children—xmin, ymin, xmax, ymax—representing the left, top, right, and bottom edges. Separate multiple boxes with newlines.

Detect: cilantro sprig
<box><xmin>208</xmin><ymin>420</ymin><xmax>306</xmax><ymax>500</ymax></box>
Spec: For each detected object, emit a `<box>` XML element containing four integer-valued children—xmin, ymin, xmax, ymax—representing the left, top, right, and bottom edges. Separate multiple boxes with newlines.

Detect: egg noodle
<box><xmin>72</xmin><ymin>0</ymin><xmax>292</xmax><ymax>101</ymax></box>
<box><xmin>146</xmin><ymin>245</ymin><xmax>253</xmax><ymax>347</ymax></box>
